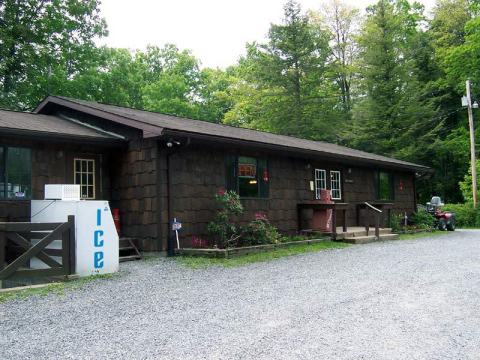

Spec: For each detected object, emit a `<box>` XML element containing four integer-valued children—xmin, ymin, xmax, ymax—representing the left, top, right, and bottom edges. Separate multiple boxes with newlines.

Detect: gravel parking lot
<box><xmin>1</xmin><ymin>230</ymin><xmax>480</xmax><ymax>360</ymax></box>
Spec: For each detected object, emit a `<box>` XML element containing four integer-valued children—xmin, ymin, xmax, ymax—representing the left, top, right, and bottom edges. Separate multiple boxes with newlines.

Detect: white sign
<box><xmin>31</xmin><ymin>200</ymin><xmax>119</xmax><ymax>277</ymax></box>
<box><xmin>172</xmin><ymin>221</ymin><xmax>182</xmax><ymax>231</ymax></box>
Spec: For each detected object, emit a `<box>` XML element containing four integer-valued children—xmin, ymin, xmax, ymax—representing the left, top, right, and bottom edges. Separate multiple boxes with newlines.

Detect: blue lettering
<box><xmin>96</xmin><ymin>209</ymin><xmax>102</xmax><ymax>226</ymax></box>
<box><xmin>94</xmin><ymin>252</ymin><xmax>104</xmax><ymax>269</ymax></box>
<box><xmin>94</xmin><ymin>230</ymin><xmax>104</xmax><ymax>247</ymax></box>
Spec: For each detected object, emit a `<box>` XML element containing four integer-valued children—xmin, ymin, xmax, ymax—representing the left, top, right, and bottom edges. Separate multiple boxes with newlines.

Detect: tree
<box><xmin>312</xmin><ymin>0</ymin><xmax>360</xmax><ymax>112</ymax></box>
<box><xmin>66</xmin><ymin>44</ymin><xmax>233</xmax><ymax>122</ymax></box>
<box><xmin>350</xmin><ymin>0</ymin><xmax>436</xmax><ymax>156</ymax></box>
<box><xmin>224</xmin><ymin>0</ymin><xmax>341</xmax><ymax>141</ymax></box>
<box><xmin>420</xmin><ymin>0</ymin><xmax>476</xmax><ymax>202</ymax></box>
<box><xmin>0</xmin><ymin>0</ymin><xmax>107</xmax><ymax>110</ymax></box>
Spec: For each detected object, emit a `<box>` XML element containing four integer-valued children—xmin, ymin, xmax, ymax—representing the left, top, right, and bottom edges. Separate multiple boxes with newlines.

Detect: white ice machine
<box><xmin>31</xmin><ymin>198</ymin><xmax>119</xmax><ymax>277</ymax></box>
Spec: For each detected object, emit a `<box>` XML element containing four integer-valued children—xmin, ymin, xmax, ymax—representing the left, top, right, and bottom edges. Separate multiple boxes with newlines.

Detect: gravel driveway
<box><xmin>1</xmin><ymin>230</ymin><xmax>480</xmax><ymax>360</ymax></box>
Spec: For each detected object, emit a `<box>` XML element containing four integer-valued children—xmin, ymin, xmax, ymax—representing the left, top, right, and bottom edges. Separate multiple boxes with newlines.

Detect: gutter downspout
<box><xmin>165</xmin><ymin>137</ymin><xmax>191</xmax><ymax>256</ymax></box>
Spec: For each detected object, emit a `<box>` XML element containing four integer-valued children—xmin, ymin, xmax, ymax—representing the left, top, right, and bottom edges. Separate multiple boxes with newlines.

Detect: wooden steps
<box><xmin>342</xmin><ymin>228</ymin><xmax>399</xmax><ymax>244</ymax></box>
<box><xmin>119</xmin><ymin>238</ymin><xmax>142</xmax><ymax>262</ymax></box>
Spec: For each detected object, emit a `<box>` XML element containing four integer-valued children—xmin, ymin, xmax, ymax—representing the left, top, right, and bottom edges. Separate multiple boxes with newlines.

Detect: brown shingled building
<box><xmin>0</xmin><ymin>96</ymin><xmax>429</xmax><ymax>253</ymax></box>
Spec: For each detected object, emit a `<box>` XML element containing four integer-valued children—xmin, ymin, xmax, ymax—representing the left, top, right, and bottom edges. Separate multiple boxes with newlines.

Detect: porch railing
<box><xmin>0</xmin><ymin>216</ymin><xmax>75</xmax><ymax>281</ymax></box>
<box><xmin>364</xmin><ymin>202</ymin><xmax>382</xmax><ymax>239</ymax></box>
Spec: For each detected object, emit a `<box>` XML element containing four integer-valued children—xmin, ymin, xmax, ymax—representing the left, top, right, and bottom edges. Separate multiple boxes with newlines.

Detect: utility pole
<box><xmin>466</xmin><ymin>80</ymin><xmax>478</xmax><ymax>208</ymax></box>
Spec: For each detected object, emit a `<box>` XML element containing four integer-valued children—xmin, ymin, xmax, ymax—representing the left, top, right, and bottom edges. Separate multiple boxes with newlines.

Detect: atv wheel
<box><xmin>438</xmin><ymin>218</ymin><xmax>447</xmax><ymax>231</ymax></box>
<box><xmin>447</xmin><ymin>220</ymin><xmax>455</xmax><ymax>231</ymax></box>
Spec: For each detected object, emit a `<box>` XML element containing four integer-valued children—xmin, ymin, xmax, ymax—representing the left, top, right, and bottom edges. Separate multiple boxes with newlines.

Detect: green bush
<box><xmin>389</xmin><ymin>213</ymin><xmax>405</xmax><ymax>232</ymax></box>
<box><xmin>206</xmin><ymin>191</ymin><xmax>284</xmax><ymax>248</ymax></box>
<box><xmin>241</xmin><ymin>213</ymin><xmax>280</xmax><ymax>246</ymax></box>
<box><xmin>442</xmin><ymin>203</ymin><xmax>477</xmax><ymax>227</ymax></box>
<box><xmin>389</xmin><ymin>211</ymin><xmax>435</xmax><ymax>232</ymax></box>
<box><xmin>207</xmin><ymin>189</ymin><xmax>244</xmax><ymax>248</ymax></box>
<box><xmin>409</xmin><ymin>211</ymin><xmax>435</xmax><ymax>229</ymax></box>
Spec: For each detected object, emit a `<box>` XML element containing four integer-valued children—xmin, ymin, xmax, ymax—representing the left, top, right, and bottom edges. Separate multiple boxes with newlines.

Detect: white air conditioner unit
<box><xmin>44</xmin><ymin>184</ymin><xmax>81</xmax><ymax>201</ymax></box>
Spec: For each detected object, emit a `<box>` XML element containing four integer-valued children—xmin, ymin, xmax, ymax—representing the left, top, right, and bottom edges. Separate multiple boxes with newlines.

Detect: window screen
<box><xmin>330</xmin><ymin>170</ymin><xmax>342</xmax><ymax>200</ymax></box>
<box><xmin>74</xmin><ymin>158</ymin><xmax>95</xmax><ymax>199</ymax></box>
<box><xmin>0</xmin><ymin>146</ymin><xmax>32</xmax><ymax>199</ymax></box>
<box><xmin>314</xmin><ymin>169</ymin><xmax>326</xmax><ymax>200</ymax></box>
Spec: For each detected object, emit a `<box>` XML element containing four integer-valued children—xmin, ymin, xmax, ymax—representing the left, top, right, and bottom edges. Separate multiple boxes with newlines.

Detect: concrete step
<box><xmin>379</xmin><ymin>233</ymin><xmax>399</xmax><ymax>241</ymax></box>
<box><xmin>343</xmin><ymin>233</ymin><xmax>400</xmax><ymax>244</ymax></box>
<box><xmin>342</xmin><ymin>228</ymin><xmax>393</xmax><ymax>238</ymax></box>
<box><xmin>343</xmin><ymin>235</ymin><xmax>377</xmax><ymax>244</ymax></box>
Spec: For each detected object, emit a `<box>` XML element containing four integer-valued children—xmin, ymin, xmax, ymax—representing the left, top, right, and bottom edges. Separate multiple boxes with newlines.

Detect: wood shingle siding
<box><xmin>0</xmin><ymin>96</ymin><xmax>427</xmax><ymax>253</ymax></box>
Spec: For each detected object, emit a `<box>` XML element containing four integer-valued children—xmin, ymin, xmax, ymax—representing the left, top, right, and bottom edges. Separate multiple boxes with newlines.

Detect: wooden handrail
<box><xmin>364</xmin><ymin>202</ymin><xmax>382</xmax><ymax>213</ymax></box>
<box><xmin>363</xmin><ymin>202</ymin><xmax>381</xmax><ymax>239</ymax></box>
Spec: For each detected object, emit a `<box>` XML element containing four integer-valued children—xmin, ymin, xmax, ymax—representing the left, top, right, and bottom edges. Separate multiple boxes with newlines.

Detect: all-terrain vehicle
<box><xmin>426</xmin><ymin>196</ymin><xmax>455</xmax><ymax>231</ymax></box>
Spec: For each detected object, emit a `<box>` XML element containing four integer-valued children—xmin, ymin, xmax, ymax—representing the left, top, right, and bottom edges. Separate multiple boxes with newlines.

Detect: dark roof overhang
<box><xmin>0</xmin><ymin>127</ymin><xmax>125</xmax><ymax>147</ymax></box>
<box><xmin>35</xmin><ymin>96</ymin><xmax>431</xmax><ymax>173</ymax></box>
<box><xmin>160</xmin><ymin>129</ymin><xmax>431</xmax><ymax>173</ymax></box>
<box><xmin>35</xmin><ymin>96</ymin><xmax>164</xmax><ymax>138</ymax></box>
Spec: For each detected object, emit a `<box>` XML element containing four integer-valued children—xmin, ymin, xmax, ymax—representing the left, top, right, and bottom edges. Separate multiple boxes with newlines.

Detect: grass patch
<box><xmin>176</xmin><ymin>240</ymin><xmax>350</xmax><ymax>269</ymax></box>
<box><xmin>0</xmin><ymin>273</ymin><xmax>118</xmax><ymax>304</ymax></box>
<box><xmin>397</xmin><ymin>230</ymin><xmax>451</xmax><ymax>240</ymax></box>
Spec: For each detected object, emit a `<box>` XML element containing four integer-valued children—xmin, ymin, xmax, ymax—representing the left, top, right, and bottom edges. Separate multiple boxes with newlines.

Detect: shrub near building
<box><xmin>442</xmin><ymin>203</ymin><xmax>479</xmax><ymax>228</ymax></box>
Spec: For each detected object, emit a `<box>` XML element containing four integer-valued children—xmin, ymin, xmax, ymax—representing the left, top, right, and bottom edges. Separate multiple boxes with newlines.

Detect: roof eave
<box><xmin>35</xmin><ymin>96</ymin><xmax>164</xmax><ymax>138</ymax></box>
<box><xmin>0</xmin><ymin>128</ymin><xmax>125</xmax><ymax>146</ymax></box>
<box><xmin>161</xmin><ymin>129</ymin><xmax>430</xmax><ymax>173</ymax></box>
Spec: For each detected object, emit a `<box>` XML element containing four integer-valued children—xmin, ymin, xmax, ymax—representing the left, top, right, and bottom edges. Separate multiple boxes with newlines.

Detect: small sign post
<box><xmin>171</xmin><ymin>218</ymin><xmax>182</xmax><ymax>249</ymax></box>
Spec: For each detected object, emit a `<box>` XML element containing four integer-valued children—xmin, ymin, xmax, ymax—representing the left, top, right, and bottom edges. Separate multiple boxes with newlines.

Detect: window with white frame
<box><xmin>330</xmin><ymin>170</ymin><xmax>342</xmax><ymax>200</ymax></box>
<box><xmin>74</xmin><ymin>158</ymin><xmax>95</xmax><ymax>199</ymax></box>
<box><xmin>314</xmin><ymin>169</ymin><xmax>326</xmax><ymax>199</ymax></box>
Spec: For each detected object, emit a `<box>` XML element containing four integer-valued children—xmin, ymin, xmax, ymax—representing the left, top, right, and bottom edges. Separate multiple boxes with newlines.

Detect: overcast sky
<box><xmin>98</xmin><ymin>0</ymin><xmax>437</xmax><ymax>69</ymax></box>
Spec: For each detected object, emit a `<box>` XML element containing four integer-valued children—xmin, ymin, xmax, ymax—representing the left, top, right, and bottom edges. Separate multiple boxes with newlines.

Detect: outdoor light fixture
<box><xmin>249</xmin><ymin>179</ymin><xmax>258</xmax><ymax>185</ymax></box>
<box><xmin>166</xmin><ymin>140</ymin><xmax>181</xmax><ymax>148</ymax></box>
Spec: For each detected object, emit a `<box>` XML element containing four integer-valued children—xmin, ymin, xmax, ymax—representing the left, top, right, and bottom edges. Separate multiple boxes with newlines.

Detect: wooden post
<box><xmin>364</xmin><ymin>208</ymin><xmax>369</xmax><ymax>235</ymax></box>
<box><xmin>375</xmin><ymin>213</ymin><xmax>380</xmax><ymax>239</ymax></box>
<box><xmin>0</xmin><ymin>229</ymin><xmax>5</xmax><ymax>288</ymax></box>
<box><xmin>466</xmin><ymin>80</ymin><xmax>478</xmax><ymax>208</ymax></box>
<box><xmin>331</xmin><ymin>207</ymin><xmax>337</xmax><ymax>241</ymax></box>
<box><xmin>66</xmin><ymin>216</ymin><xmax>75</xmax><ymax>275</ymax></box>
<box><xmin>62</xmin><ymin>222</ymin><xmax>69</xmax><ymax>276</ymax></box>
<box><xmin>342</xmin><ymin>209</ymin><xmax>347</xmax><ymax>233</ymax></box>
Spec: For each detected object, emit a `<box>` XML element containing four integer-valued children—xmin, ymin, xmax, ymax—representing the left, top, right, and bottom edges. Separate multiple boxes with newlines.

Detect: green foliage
<box><xmin>206</xmin><ymin>192</ymin><xmax>285</xmax><ymax>248</ymax></box>
<box><xmin>176</xmin><ymin>240</ymin><xmax>350</xmax><ymax>268</ymax></box>
<box><xmin>350</xmin><ymin>0</ymin><xmax>437</xmax><ymax>159</ymax></box>
<box><xmin>389</xmin><ymin>213</ymin><xmax>406</xmax><ymax>233</ymax></box>
<box><xmin>0</xmin><ymin>273</ymin><xmax>117</xmax><ymax>303</ymax></box>
<box><xmin>390</xmin><ymin>210</ymin><xmax>435</xmax><ymax>231</ymax></box>
<box><xmin>0</xmin><ymin>0</ymin><xmax>107</xmax><ymax>110</ymax></box>
<box><xmin>409</xmin><ymin>211</ymin><xmax>436</xmax><ymax>229</ymax></box>
<box><xmin>442</xmin><ymin>203</ymin><xmax>479</xmax><ymax>227</ymax></box>
<box><xmin>207</xmin><ymin>189</ymin><xmax>244</xmax><ymax>248</ymax></box>
<box><xmin>397</xmin><ymin>230</ymin><xmax>449</xmax><ymax>240</ymax></box>
<box><xmin>224</xmin><ymin>0</ymin><xmax>343</xmax><ymax>141</ymax></box>
<box><xmin>458</xmin><ymin>159</ymin><xmax>480</xmax><ymax>202</ymax></box>
<box><xmin>241</xmin><ymin>213</ymin><xmax>281</xmax><ymax>246</ymax></box>
<box><xmin>1</xmin><ymin>0</ymin><xmax>479</xmax><ymax>203</ymax></box>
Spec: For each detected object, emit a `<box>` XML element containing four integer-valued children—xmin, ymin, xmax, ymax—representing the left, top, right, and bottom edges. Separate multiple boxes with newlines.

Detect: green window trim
<box><xmin>225</xmin><ymin>154</ymin><xmax>269</xmax><ymax>198</ymax></box>
<box><xmin>0</xmin><ymin>145</ymin><xmax>32</xmax><ymax>200</ymax></box>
